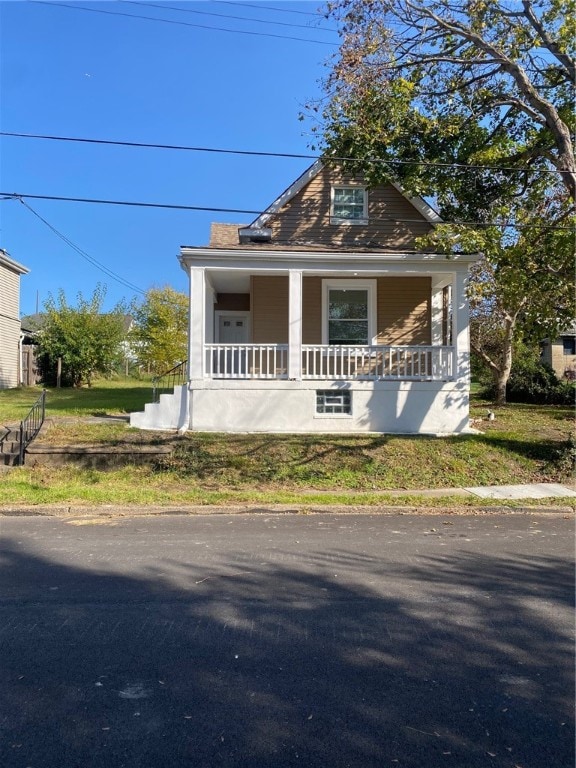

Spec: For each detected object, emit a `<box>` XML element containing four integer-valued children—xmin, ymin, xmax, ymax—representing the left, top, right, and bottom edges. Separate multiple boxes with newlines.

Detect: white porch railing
<box><xmin>206</xmin><ymin>344</ymin><xmax>289</xmax><ymax>379</ymax></box>
<box><xmin>205</xmin><ymin>344</ymin><xmax>454</xmax><ymax>381</ymax></box>
<box><xmin>302</xmin><ymin>345</ymin><xmax>453</xmax><ymax>380</ymax></box>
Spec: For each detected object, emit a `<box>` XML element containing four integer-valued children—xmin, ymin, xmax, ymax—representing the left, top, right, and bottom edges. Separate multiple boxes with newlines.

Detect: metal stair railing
<box><xmin>152</xmin><ymin>361</ymin><xmax>187</xmax><ymax>403</ymax></box>
<box><xmin>19</xmin><ymin>389</ymin><xmax>47</xmax><ymax>465</ymax></box>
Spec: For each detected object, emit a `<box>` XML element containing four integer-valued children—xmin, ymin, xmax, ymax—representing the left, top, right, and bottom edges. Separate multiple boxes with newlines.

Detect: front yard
<box><xmin>0</xmin><ymin>379</ymin><xmax>573</xmax><ymax>507</ymax></box>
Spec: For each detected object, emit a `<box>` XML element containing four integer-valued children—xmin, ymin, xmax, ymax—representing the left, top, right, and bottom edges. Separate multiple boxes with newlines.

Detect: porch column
<box><xmin>452</xmin><ymin>270</ymin><xmax>470</xmax><ymax>383</ymax></box>
<box><xmin>188</xmin><ymin>267</ymin><xmax>206</xmax><ymax>380</ymax></box>
<box><xmin>288</xmin><ymin>269</ymin><xmax>303</xmax><ymax>380</ymax></box>
<box><xmin>431</xmin><ymin>278</ymin><xmax>445</xmax><ymax>345</ymax></box>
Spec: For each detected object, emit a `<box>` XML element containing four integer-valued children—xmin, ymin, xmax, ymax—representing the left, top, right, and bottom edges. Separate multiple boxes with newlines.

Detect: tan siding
<box><xmin>269</xmin><ymin>165</ymin><xmax>432</xmax><ymax>249</ymax></box>
<box><xmin>251</xmin><ymin>276</ymin><xmax>288</xmax><ymax>343</ymax></box>
<box><xmin>252</xmin><ymin>275</ymin><xmax>431</xmax><ymax>346</ymax></box>
<box><xmin>549</xmin><ymin>341</ymin><xmax>576</xmax><ymax>378</ymax></box>
<box><xmin>376</xmin><ymin>277</ymin><xmax>431</xmax><ymax>345</ymax></box>
<box><xmin>302</xmin><ymin>277</ymin><xmax>322</xmax><ymax>343</ymax></box>
<box><xmin>215</xmin><ymin>293</ymin><xmax>250</xmax><ymax>312</ymax></box>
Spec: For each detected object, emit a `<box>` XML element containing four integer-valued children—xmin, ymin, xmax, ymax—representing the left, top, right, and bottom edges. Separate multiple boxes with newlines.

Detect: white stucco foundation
<box><xmin>184</xmin><ymin>379</ymin><xmax>470</xmax><ymax>435</ymax></box>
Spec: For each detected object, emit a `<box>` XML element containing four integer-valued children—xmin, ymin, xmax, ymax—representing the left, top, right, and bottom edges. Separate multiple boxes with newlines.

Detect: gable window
<box><xmin>331</xmin><ymin>186</ymin><xmax>367</xmax><ymax>224</ymax></box>
<box><xmin>322</xmin><ymin>280</ymin><xmax>376</xmax><ymax>345</ymax></box>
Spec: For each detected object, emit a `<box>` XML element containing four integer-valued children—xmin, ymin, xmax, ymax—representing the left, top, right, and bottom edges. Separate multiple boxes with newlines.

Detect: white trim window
<box><xmin>322</xmin><ymin>280</ymin><xmax>377</xmax><ymax>345</ymax></box>
<box><xmin>330</xmin><ymin>186</ymin><xmax>368</xmax><ymax>224</ymax></box>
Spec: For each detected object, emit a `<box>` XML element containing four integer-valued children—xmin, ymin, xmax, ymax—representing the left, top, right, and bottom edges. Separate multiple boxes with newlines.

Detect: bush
<box><xmin>505</xmin><ymin>359</ymin><xmax>575</xmax><ymax>405</ymax></box>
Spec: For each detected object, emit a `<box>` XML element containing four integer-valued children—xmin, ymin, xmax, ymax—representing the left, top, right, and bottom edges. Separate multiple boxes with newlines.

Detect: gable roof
<box><xmin>248</xmin><ymin>160</ymin><xmax>442</xmax><ymax>232</ymax></box>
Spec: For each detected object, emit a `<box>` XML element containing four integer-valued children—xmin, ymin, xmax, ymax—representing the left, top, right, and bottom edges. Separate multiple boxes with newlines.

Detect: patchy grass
<box><xmin>0</xmin><ymin>379</ymin><xmax>574</xmax><ymax>507</ymax></box>
<box><xmin>0</xmin><ymin>378</ymin><xmax>152</xmax><ymax>423</ymax></box>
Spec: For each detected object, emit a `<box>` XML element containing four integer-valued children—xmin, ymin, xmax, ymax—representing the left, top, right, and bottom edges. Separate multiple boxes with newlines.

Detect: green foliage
<box><xmin>314</xmin><ymin>0</ymin><xmax>575</xmax><ymax>203</ymax></box>
<box><xmin>506</xmin><ymin>359</ymin><xmax>575</xmax><ymax>405</ymax></box>
<box><xmin>313</xmin><ymin>1</ymin><xmax>576</xmax><ymax>402</ymax></box>
<box><xmin>36</xmin><ymin>285</ymin><xmax>127</xmax><ymax>387</ymax></box>
<box><xmin>129</xmin><ymin>286</ymin><xmax>188</xmax><ymax>374</ymax></box>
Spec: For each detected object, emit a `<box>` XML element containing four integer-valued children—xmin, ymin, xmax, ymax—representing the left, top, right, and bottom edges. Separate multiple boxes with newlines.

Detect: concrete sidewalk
<box><xmin>462</xmin><ymin>482</ymin><xmax>576</xmax><ymax>500</ymax></box>
<box><xmin>0</xmin><ymin>483</ymin><xmax>573</xmax><ymax>519</ymax></box>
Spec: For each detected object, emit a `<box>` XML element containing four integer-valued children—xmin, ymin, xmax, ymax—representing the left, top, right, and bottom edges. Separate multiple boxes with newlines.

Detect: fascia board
<box><xmin>180</xmin><ymin>247</ymin><xmax>480</xmax><ymax>269</ymax></box>
<box><xmin>390</xmin><ymin>182</ymin><xmax>443</xmax><ymax>223</ymax></box>
<box><xmin>249</xmin><ymin>159</ymin><xmax>324</xmax><ymax>229</ymax></box>
<box><xmin>0</xmin><ymin>252</ymin><xmax>30</xmax><ymax>274</ymax></box>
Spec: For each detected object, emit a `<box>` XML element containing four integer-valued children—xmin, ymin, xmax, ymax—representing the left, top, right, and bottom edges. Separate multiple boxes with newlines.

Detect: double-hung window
<box><xmin>331</xmin><ymin>186</ymin><xmax>367</xmax><ymax>224</ymax></box>
<box><xmin>322</xmin><ymin>280</ymin><xmax>376</xmax><ymax>346</ymax></box>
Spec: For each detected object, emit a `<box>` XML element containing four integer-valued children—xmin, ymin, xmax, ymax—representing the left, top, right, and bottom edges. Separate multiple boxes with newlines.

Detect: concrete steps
<box><xmin>130</xmin><ymin>385</ymin><xmax>187</xmax><ymax>431</ymax></box>
<box><xmin>0</xmin><ymin>427</ymin><xmax>23</xmax><ymax>466</ymax></box>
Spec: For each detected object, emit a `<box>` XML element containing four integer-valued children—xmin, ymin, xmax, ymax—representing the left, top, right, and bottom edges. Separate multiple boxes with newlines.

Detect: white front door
<box><xmin>218</xmin><ymin>314</ymin><xmax>249</xmax><ymax>343</ymax></box>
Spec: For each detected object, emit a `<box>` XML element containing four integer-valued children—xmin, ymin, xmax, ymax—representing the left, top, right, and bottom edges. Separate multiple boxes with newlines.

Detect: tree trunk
<box><xmin>493</xmin><ymin>318</ymin><xmax>515</xmax><ymax>406</ymax></box>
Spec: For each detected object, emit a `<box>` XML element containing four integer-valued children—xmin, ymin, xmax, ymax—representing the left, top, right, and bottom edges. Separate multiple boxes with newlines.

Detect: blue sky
<box><xmin>0</xmin><ymin>0</ymin><xmax>338</xmax><ymax>316</ymax></box>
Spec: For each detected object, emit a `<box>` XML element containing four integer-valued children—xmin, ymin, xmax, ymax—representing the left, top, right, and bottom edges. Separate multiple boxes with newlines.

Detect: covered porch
<box><xmin>183</xmin><ymin>247</ymin><xmax>472</xmax><ymax>387</ymax></box>
<box><xmin>130</xmin><ymin>248</ymin><xmax>476</xmax><ymax>434</ymax></box>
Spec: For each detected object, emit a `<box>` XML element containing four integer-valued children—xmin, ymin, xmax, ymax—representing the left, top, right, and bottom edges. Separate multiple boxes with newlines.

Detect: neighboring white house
<box><xmin>131</xmin><ymin>161</ymin><xmax>479</xmax><ymax>434</ymax></box>
<box><xmin>0</xmin><ymin>249</ymin><xmax>29</xmax><ymax>389</ymax></box>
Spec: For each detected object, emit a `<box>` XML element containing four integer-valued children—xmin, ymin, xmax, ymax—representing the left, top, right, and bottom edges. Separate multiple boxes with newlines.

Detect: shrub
<box><xmin>505</xmin><ymin>358</ymin><xmax>575</xmax><ymax>405</ymax></box>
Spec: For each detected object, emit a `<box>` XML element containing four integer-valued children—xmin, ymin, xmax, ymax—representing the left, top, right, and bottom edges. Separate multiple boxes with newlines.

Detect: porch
<box><xmin>205</xmin><ymin>343</ymin><xmax>454</xmax><ymax>381</ymax></box>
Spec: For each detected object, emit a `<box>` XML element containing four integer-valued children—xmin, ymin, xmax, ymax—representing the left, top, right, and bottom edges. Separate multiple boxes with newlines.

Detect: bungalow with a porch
<box><xmin>130</xmin><ymin>161</ymin><xmax>479</xmax><ymax>434</ymax></box>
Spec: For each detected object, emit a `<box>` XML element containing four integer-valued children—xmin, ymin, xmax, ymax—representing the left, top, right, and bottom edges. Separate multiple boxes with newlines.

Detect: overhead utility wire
<box><xmin>18</xmin><ymin>198</ymin><xmax>146</xmax><ymax>294</ymax></box>
<box><xmin>4</xmin><ymin>192</ymin><xmax>262</xmax><ymax>216</ymax></box>
<box><xmin>216</xmin><ymin>2</ymin><xmax>324</xmax><ymax>17</ymax></box>
<box><xmin>124</xmin><ymin>1</ymin><xmax>338</xmax><ymax>33</ymax></box>
<box><xmin>4</xmin><ymin>193</ymin><xmax>573</xmax><ymax>231</ymax></box>
<box><xmin>0</xmin><ymin>130</ymin><xmax>564</xmax><ymax>177</ymax></box>
<box><xmin>35</xmin><ymin>2</ymin><xmax>337</xmax><ymax>46</ymax></box>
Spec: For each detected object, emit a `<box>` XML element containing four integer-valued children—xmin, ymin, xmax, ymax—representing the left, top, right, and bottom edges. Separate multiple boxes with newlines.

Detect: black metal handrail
<box><xmin>19</xmin><ymin>389</ymin><xmax>47</xmax><ymax>465</ymax></box>
<box><xmin>152</xmin><ymin>361</ymin><xmax>187</xmax><ymax>403</ymax></box>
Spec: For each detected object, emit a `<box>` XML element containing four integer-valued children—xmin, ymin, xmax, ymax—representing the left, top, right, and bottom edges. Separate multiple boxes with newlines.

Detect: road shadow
<box><xmin>0</xmin><ymin>528</ymin><xmax>573</xmax><ymax>768</ymax></box>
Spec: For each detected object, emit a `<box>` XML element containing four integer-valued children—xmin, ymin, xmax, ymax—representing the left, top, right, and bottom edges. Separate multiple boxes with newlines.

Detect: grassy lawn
<box><xmin>0</xmin><ymin>378</ymin><xmax>152</xmax><ymax>423</ymax></box>
<box><xmin>0</xmin><ymin>378</ymin><xmax>574</xmax><ymax>507</ymax></box>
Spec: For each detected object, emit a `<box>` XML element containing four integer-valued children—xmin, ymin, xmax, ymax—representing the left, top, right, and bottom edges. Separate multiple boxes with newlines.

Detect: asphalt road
<box><xmin>0</xmin><ymin>512</ymin><xmax>574</xmax><ymax>768</ymax></box>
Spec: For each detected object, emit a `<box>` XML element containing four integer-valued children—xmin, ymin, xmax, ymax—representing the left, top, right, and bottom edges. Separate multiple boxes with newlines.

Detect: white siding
<box><xmin>0</xmin><ymin>261</ymin><xmax>24</xmax><ymax>388</ymax></box>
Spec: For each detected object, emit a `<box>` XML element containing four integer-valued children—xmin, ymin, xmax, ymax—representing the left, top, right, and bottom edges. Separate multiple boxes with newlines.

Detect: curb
<box><xmin>0</xmin><ymin>504</ymin><xmax>574</xmax><ymax>518</ymax></box>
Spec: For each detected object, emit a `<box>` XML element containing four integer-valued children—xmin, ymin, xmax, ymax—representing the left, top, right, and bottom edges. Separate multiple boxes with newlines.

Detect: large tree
<box><xmin>37</xmin><ymin>285</ymin><xmax>126</xmax><ymax>387</ymax></box>
<box><xmin>312</xmin><ymin>0</ymin><xmax>575</xmax><ymax>401</ymax></box>
<box><xmin>418</xmin><ymin>186</ymin><xmax>575</xmax><ymax>403</ymax></box>
<box><xmin>129</xmin><ymin>286</ymin><xmax>188</xmax><ymax>374</ymax></box>
<box><xmin>318</xmin><ymin>0</ymin><xmax>575</xmax><ymax>203</ymax></box>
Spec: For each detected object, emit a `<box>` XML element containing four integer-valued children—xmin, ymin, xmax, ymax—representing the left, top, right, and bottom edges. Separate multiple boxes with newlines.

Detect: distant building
<box><xmin>541</xmin><ymin>326</ymin><xmax>576</xmax><ymax>380</ymax></box>
<box><xmin>0</xmin><ymin>248</ymin><xmax>29</xmax><ymax>388</ymax></box>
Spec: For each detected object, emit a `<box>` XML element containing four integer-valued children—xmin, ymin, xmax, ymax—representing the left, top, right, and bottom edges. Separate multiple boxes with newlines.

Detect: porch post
<box><xmin>288</xmin><ymin>269</ymin><xmax>303</xmax><ymax>380</ymax></box>
<box><xmin>189</xmin><ymin>267</ymin><xmax>206</xmax><ymax>380</ymax></box>
<box><xmin>452</xmin><ymin>269</ymin><xmax>470</xmax><ymax>382</ymax></box>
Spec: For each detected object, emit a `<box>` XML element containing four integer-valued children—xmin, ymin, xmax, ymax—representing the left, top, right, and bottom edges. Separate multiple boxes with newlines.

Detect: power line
<box><xmin>4</xmin><ymin>192</ymin><xmax>573</xmax><ymax>231</ymax></box>
<box><xmin>4</xmin><ymin>191</ymin><xmax>263</xmax><ymax>216</ymax></box>
<box><xmin>0</xmin><ymin>130</ymin><xmax>565</xmax><ymax>177</ymax></box>
<box><xmin>216</xmin><ymin>1</ymin><xmax>324</xmax><ymax>17</ymax></box>
<box><xmin>18</xmin><ymin>199</ymin><xmax>147</xmax><ymax>294</ymax></box>
<box><xmin>33</xmin><ymin>1</ymin><xmax>337</xmax><ymax>46</ymax></box>
<box><xmin>123</xmin><ymin>1</ymin><xmax>338</xmax><ymax>33</ymax></box>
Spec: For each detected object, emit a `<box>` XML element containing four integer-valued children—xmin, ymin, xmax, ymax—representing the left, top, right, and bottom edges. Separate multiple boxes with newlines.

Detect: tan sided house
<box><xmin>0</xmin><ymin>249</ymin><xmax>29</xmax><ymax>389</ymax></box>
<box><xmin>131</xmin><ymin>162</ymin><xmax>479</xmax><ymax>434</ymax></box>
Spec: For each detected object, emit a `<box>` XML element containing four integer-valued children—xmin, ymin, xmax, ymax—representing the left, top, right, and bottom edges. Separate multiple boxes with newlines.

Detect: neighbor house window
<box><xmin>316</xmin><ymin>390</ymin><xmax>351</xmax><ymax>414</ymax></box>
<box><xmin>322</xmin><ymin>280</ymin><xmax>376</xmax><ymax>345</ymax></box>
<box><xmin>331</xmin><ymin>186</ymin><xmax>367</xmax><ymax>223</ymax></box>
<box><xmin>563</xmin><ymin>337</ymin><xmax>576</xmax><ymax>355</ymax></box>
